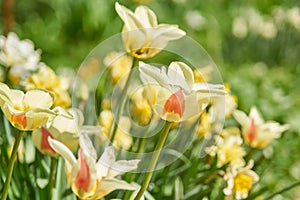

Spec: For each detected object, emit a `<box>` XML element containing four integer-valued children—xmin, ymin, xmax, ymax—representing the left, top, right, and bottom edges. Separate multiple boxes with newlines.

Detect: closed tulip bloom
<box><xmin>32</xmin><ymin>108</ymin><xmax>81</xmax><ymax>157</ymax></box>
<box><xmin>115</xmin><ymin>2</ymin><xmax>185</xmax><ymax>59</ymax></box>
<box><xmin>49</xmin><ymin>134</ymin><xmax>139</xmax><ymax>200</ymax></box>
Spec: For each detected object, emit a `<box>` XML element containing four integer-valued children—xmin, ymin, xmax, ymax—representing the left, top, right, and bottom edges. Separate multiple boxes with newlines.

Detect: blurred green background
<box><xmin>1</xmin><ymin>0</ymin><xmax>300</xmax><ymax>198</ymax></box>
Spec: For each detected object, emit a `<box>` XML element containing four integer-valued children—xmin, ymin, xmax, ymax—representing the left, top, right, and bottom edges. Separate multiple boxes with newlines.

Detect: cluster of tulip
<box><xmin>0</xmin><ymin>2</ymin><xmax>289</xmax><ymax>200</ymax></box>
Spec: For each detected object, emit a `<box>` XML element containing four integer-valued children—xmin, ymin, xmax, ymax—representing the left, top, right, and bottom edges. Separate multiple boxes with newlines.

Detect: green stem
<box><xmin>109</xmin><ymin>57</ymin><xmax>138</xmax><ymax>143</ymax></box>
<box><xmin>134</xmin><ymin>121</ymin><xmax>172</xmax><ymax>200</ymax></box>
<box><xmin>124</xmin><ymin>130</ymin><xmax>150</xmax><ymax>200</ymax></box>
<box><xmin>264</xmin><ymin>180</ymin><xmax>300</xmax><ymax>200</ymax></box>
<box><xmin>48</xmin><ymin>157</ymin><xmax>57</xmax><ymax>200</ymax></box>
<box><xmin>1</xmin><ymin>130</ymin><xmax>24</xmax><ymax>200</ymax></box>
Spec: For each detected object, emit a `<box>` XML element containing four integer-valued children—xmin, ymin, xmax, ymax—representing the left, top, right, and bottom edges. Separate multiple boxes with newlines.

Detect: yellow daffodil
<box><xmin>49</xmin><ymin>134</ymin><xmax>139</xmax><ymax>200</ymax></box>
<box><xmin>233</xmin><ymin>107</ymin><xmax>289</xmax><ymax>148</ymax></box>
<box><xmin>129</xmin><ymin>87</ymin><xmax>152</xmax><ymax>126</ymax></box>
<box><xmin>22</xmin><ymin>65</ymin><xmax>71</xmax><ymax>108</ymax></box>
<box><xmin>99</xmin><ymin>110</ymin><xmax>133</xmax><ymax>150</ymax></box>
<box><xmin>104</xmin><ymin>52</ymin><xmax>133</xmax><ymax>84</ymax></box>
<box><xmin>115</xmin><ymin>2</ymin><xmax>186</xmax><ymax>59</ymax></box>
<box><xmin>139</xmin><ymin>61</ymin><xmax>225</xmax><ymax>122</ymax></box>
<box><xmin>32</xmin><ymin>108</ymin><xmax>81</xmax><ymax>157</ymax></box>
<box><xmin>223</xmin><ymin>160</ymin><xmax>259</xmax><ymax>200</ymax></box>
<box><xmin>206</xmin><ymin>127</ymin><xmax>246</xmax><ymax>167</ymax></box>
<box><xmin>195</xmin><ymin>111</ymin><xmax>211</xmax><ymax>137</ymax></box>
<box><xmin>0</xmin><ymin>82</ymin><xmax>56</xmax><ymax>131</ymax></box>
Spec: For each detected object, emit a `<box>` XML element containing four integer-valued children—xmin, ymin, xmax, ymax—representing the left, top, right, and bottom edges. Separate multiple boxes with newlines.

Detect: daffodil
<box><xmin>129</xmin><ymin>87</ymin><xmax>152</xmax><ymax>126</ymax></box>
<box><xmin>233</xmin><ymin>106</ymin><xmax>289</xmax><ymax>148</ymax></box>
<box><xmin>223</xmin><ymin>160</ymin><xmax>259</xmax><ymax>200</ymax></box>
<box><xmin>139</xmin><ymin>61</ymin><xmax>225</xmax><ymax>122</ymax></box>
<box><xmin>49</xmin><ymin>134</ymin><xmax>139</xmax><ymax>200</ymax></box>
<box><xmin>104</xmin><ymin>52</ymin><xmax>133</xmax><ymax>84</ymax></box>
<box><xmin>115</xmin><ymin>2</ymin><xmax>186</xmax><ymax>59</ymax></box>
<box><xmin>206</xmin><ymin>127</ymin><xmax>246</xmax><ymax>167</ymax></box>
<box><xmin>32</xmin><ymin>108</ymin><xmax>81</xmax><ymax>157</ymax></box>
<box><xmin>0</xmin><ymin>82</ymin><xmax>56</xmax><ymax>130</ymax></box>
<box><xmin>22</xmin><ymin>65</ymin><xmax>71</xmax><ymax>108</ymax></box>
<box><xmin>99</xmin><ymin>110</ymin><xmax>133</xmax><ymax>150</ymax></box>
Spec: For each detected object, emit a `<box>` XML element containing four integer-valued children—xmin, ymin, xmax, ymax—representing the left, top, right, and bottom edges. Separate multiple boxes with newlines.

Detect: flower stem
<box><xmin>134</xmin><ymin>121</ymin><xmax>173</xmax><ymax>200</ymax></box>
<box><xmin>109</xmin><ymin>57</ymin><xmax>138</xmax><ymax>143</ymax></box>
<box><xmin>48</xmin><ymin>157</ymin><xmax>57</xmax><ymax>200</ymax></box>
<box><xmin>264</xmin><ymin>180</ymin><xmax>300</xmax><ymax>200</ymax></box>
<box><xmin>1</xmin><ymin>130</ymin><xmax>24</xmax><ymax>200</ymax></box>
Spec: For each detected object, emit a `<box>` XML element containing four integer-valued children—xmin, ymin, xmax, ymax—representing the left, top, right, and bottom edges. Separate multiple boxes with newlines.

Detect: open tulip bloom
<box><xmin>0</xmin><ymin>82</ymin><xmax>57</xmax><ymax>130</ymax></box>
<box><xmin>233</xmin><ymin>106</ymin><xmax>290</xmax><ymax>148</ymax></box>
<box><xmin>49</xmin><ymin>133</ymin><xmax>139</xmax><ymax>199</ymax></box>
<box><xmin>139</xmin><ymin>61</ymin><xmax>226</xmax><ymax>122</ymax></box>
<box><xmin>115</xmin><ymin>2</ymin><xmax>186</xmax><ymax>59</ymax></box>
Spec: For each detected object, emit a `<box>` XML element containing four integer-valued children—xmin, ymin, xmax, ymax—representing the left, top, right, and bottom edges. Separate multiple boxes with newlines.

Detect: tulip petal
<box><xmin>10</xmin><ymin>89</ymin><xmax>25</xmax><ymax>108</ymax></box>
<box><xmin>79</xmin><ymin>133</ymin><xmax>97</xmax><ymax>160</ymax></box>
<box><xmin>24</xmin><ymin>90</ymin><xmax>53</xmax><ymax>109</ymax></box>
<box><xmin>94</xmin><ymin>178</ymin><xmax>136</xmax><ymax>199</ymax></box>
<box><xmin>139</xmin><ymin>63</ymin><xmax>168</xmax><ymax>86</ymax></box>
<box><xmin>96</xmin><ymin>146</ymin><xmax>116</xmax><ymax>177</ymax></box>
<box><xmin>233</xmin><ymin>110</ymin><xmax>250</xmax><ymax>128</ymax></box>
<box><xmin>249</xmin><ymin>107</ymin><xmax>264</xmax><ymax>125</ymax></box>
<box><xmin>168</xmin><ymin>62</ymin><xmax>191</xmax><ymax>92</ymax></box>
<box><xmin>75</xmin><ymin>149</ymin><xmax>90</xmax><ymax>192</ymax></box>
<box><xmin>134</xmin><ymin>6</ymin><xmax>157</xmax><ymax>28</ymax></box>
<box><xmin>170</xmin><ymin>62</ymin><xmax>194</xmax><ymax>88</ymax></box>
<box><xmin>48</xmin><ymin>138</ymin><xmax>76</xmax><ymax>167</ymax></box>
<box><xmin>108</xmin><ymin>159</ymin><xmax>140</xmax><ymax>178</ymax></box>
<box><xmin>115</xmin><ymin>2</ymin><xmax>143</xmax><ymax>30</ymax></box>
<box><xmin>0</xmin><ymin>82</ymin><xmax>11</xmax><ymax>106</ymax></box>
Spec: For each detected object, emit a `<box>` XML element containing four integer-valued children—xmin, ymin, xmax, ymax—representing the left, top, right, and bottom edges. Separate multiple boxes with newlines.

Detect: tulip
<box><xmin>233</xmin><ymin>107</ymin><xmax>289</xmax><ymax>148</ymax></box>
<box><xmin>32</xmin><ymin>108</ymin><xmax>81</xmax><ymax>157</ymax></box>
<box><xmin>49</xmin><ymin>134</ymin><xmax>139</xmax><ymax>199</ymax></box>
<box><xmin>115</xmin><ymin>2</ymin><xmax>186</xmax><ymax>59</ymax></box>
<box><xmin>0</xmin><ymin>82</ymin><xmax>56</xmax><ymax>130</ymax></box>
<box><xmin>139</xmin><ymin>61</ymin><xmax>225</xmax><ymax>122</ymax></box>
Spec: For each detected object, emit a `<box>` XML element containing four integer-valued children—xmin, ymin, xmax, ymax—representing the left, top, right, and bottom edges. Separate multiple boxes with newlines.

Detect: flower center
<box><xmin>163</xmin><ymin>89</ymin><xmax>185</xmax><ymax>118</ymax></box>
<box><xmin>234</xmin><ymin>173</ymin><xmax>253</xmax><ymax>194</ymax></box>
<box><xmin>75</xmin><ymin>149</ymin><xmax>90</xmax><ymax>192</ymax></box>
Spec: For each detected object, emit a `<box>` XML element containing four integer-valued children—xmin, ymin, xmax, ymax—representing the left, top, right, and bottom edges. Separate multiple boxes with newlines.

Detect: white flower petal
<box><xmin>108</xmin><ymin>159</ymin><xmax>140</xmax><ymax>178</ymax></box>
<box><xmin>249</xmin><ymin>106</ymin><xmax>264</xmax><ymax>125</ymax></box>
<box><xmin>96</xmin><ymin>146</ymin><xmax>116</xmax><ymax>177</ymax></box>
<box><xmin>24</xmin><ymin>90</ymin><xmax>53</xmax><ymax>109</ymax></box>
<box><xmin>94</xmin><ymin>178</ymin><xmax>136</xmax><ymax>198</ymax></box>
<box><xmin>233</xmin><ymin>110</ymin><xmax>250</xmax><ymax>128</ymax></box>
<box><xmin>79</xmin><ymin>133</ymin><xmax>97</xmax><ymax>160</ymax></box>
<box><xmin>135</xmin><ymin>6</ymin><xmax>157</xmax><ymax>28</ymax></box>
<box><xmin>48</xmin><ymin>138</ymin><xmax>76</xmax><ymax>167</ymax></box>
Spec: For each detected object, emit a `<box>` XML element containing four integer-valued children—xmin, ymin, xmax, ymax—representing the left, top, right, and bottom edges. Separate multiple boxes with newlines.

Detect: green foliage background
<box><xmin>0</xmin><ymin>0</ymin><xmax>300</xmax><ymax>199</ymax></box>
